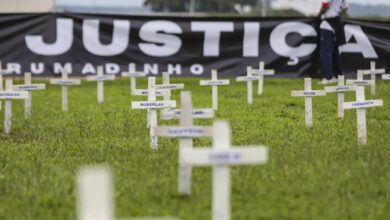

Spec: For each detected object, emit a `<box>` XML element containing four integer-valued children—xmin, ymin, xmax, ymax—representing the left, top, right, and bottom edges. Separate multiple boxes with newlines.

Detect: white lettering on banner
<box><xmin>26</xmin><ymin>18</ymin><xmax>73</xmax><ymax>56</ymax></box>
<box><xmin>23</xmin><ymin>18</ymin><xmax>379</xmax><ymax>62</ymax></box>
<box><xmin>243</xmin><ymin>22</ymin><xmax>260</xmax><ymax>57</ymax></box>
<box><xmin>83</xmin><ymin>20</ymin><xmax>130</xmax><ymax>56</ymax></box>
<box><xmin>139</xmin><ymin>20</ymin><xmax>183</xmax><ymax>57</ymax></box>
<box><xmin>191</xmin><ymin>22</ymin><xmax>234</xmax><ymax>56</ymax></box>
<box><xmin>144</xmin><ymin>63</ymin><xmax>159</xmax><ymax>75</ymax></box>
<box><xmin>105</xmin><ymin>63</ymin><xmax>120</xmax><ymax>74</ymax></box>
<box><xmin>270</xmin><ymin>22</ymin><xmax>317</xmax><ymax>66</ymax></box>
<box><xmin>7</xmin><ymin>63</ymin><xmax>21</xmax><ymax>74</ymax></box>
<box><xmin>168</xmin><ymin>64</ymin><xmax>182</xmax><ymax>75</ymax></box>
<box><xmin>31</xmin><ymin>63</ymin><xmax>44</xmax><ymax>74</ymax></box>
<box><xmin>54</xmin><ymin>63</ymin><xmax>72</xmax><ymax>75</ymax></box>
<box><xmin>190</xmin><ymin>64</ymin><xmax>204</xmax><ymax>75</ymax></box>
<box><xmin>82</xmin><ymin>63</ymin><xmax>96</xmax><ymax>74</ymax></box>
<box><xmin>339</xmin><ymin>25</ymin><xmax>378</xmax><ymax>58</ymax></box>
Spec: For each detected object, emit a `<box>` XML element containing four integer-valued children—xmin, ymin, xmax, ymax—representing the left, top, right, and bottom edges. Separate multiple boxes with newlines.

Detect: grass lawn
<box><xmin>0</xmin><ymin>77</ymin><xmax>389</xmax><ymax>220</ymax></box>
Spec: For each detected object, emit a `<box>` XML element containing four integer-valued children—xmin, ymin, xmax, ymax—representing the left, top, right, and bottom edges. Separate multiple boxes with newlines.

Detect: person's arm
<box><xmin>318</xmin><ymin>1</ymin><xmax>330</xmax><ymax>17</ymax></box>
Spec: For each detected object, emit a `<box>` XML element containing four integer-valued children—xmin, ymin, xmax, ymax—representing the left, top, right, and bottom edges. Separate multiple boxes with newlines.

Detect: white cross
<box><xmin>236</xmin><ymin>66</ymin><xmax>259</xmax><ymax>105</ymax></box>
<box><xmin>180</xmin><ymin>120</ymin><xmax>268</xmax><ymax>220</ymax></box>
<box><xmin>199</xmin><ymin>69</ymin><xmax>230</xmax><ymax>110</ymax></box>
<box><xmin>13</xmin><ymin>72</ymin><xmax>46</xmax><ymax>119</ymax></box>
<box><xmin>0</xmin><ymin>61</ymin><xmax>13</xmax><ymax>109</ymax></box>
<box><xmin>0</xmin><ymin>80</ymin><xmax>28</xmax><ymax>133</ymax></box>
<box><xmin>251</xmin><ymin>61</ymin><xmax>275</xmax><ymax>95</ymax></box>
<box><xmin>362</xmin><ymin>61</ymin><xmax>385</xmax><ymax>95</ymax></box>
<box><xmin>343</xmin><ymin>86</ymin><xmax>383</xmax><ymax>145</ymax></box>
<box><xmin>346</xmin><ymin>70</ymin><xmax>374</xmax><ymax>87</ymax></box>
<box><xmin>155</xmin><ymin>91</ymin><xmax>213</xmax><ymax>195</ymax></box>
<box><xmin>50</xmin><ymin>69</ymin><xmax>81</xmax><ymax>112</ymax></box>
<box><xmin>121</xmin><ymin>63</ymin><xmax>147</xmax><ymax>95</ymax></box>
<box><xmin>291</xmin><ymin>78</ymin><xmax>326</xmax><ymax>128</ymax></box>
<box><xmin>324</xmin><ymin>75</ymin><xmax>356</xmax><ymax>118</ymax></box>
<box><xmin>77</xmin><ymin>166</ymin><xmax>179</xmax><ymax>220</ymax></box>
<box><xmin>132</xmin><ymin>77</ymin><xmax>176</xmax><ymax>150</ymax></box>
<box><xmin>86</xmin><ymin>66</ymin><xmax>115</xmax><ymax>104</ymax></box>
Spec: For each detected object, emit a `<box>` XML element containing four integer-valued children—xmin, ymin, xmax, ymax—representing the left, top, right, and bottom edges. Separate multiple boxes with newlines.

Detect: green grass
<box><xmin>0</xmin><ymin>77</ymin><xmax>389</xmax><ymax>220</ymax></box>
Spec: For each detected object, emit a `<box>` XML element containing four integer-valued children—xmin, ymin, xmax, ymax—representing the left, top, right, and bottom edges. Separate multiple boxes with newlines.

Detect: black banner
<box><xmin>0</xmin><ymin>13</ymin><xmax>388</xmax><ymax>77</ymax></box>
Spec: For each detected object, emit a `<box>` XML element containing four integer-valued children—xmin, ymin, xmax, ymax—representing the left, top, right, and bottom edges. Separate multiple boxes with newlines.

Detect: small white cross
<box><xmin>132</xmin><ymin>77</ymin><xmax>176</xmax><ymax>150</ymax></box>
<box><xmin>180</xmin><ymin>120</ymin><xmax>268</xmax><ymax>220</ymax></box>
<box><xmin>155</xmin><ymin>91</ymin><xmax>213</xmax><ymax>195</ymax></box>
<box><xmin>251</xmin><ymin>61</ymin><xmax>275</xmax><ymax>95</ymax></box>
<box><xmin>291</xmin><ymin>78</ymin><xmax>326</xmax><ymax>128</ymax></box>
<box><xmin>121</xmin><ymin>63</ymin><xmax>147</xmax><ymax>95</ymax></box>
<box><xmin>199</xmin><ymin>69</ymin><xmax>230</xmax><ymax>110</ymax></box>
<box><xmin>346</xmin><ymin>70</ymin><xmax>374</xmax><ymax>87</ymax></box>
<box><xmin>50</xmin><ymin>69</ymin><xmax>81</xmax><ymax>112</ymax></box>
<box><xmin>324</xmin><ymin>75</ymin><xmax>356</xmax><ymax>118</ymax></box>
<box><xmin>13</xmin><ymin>72</ymin><xmax>46</xmax><ymax>119</ymax></box>
<box><xmin>86</xmin><ymin>66</ymin><xmax>115</xmax><ymax>104</ymax></box>
<box><xmin>0</xmin><ymin>80</ymin><xmax>28</xmax><ymax>133</ymax></box>
<box><xmin>77</xmin><ymin>166</ymin><xmax>179</xmax><ymax>220</ymax></box>
<box><xmin>236</xmin><ymin>66</ymin><xmax>259</xmax><ymax>105</ymax></box>
<box><xmin>343</xmin><ymin>86</ymin><xmax>383</xmax><ymax>145</ymax></box>
<box><xmin>362</xmin><ymin>61</ymin><xmax>385</xmax><ymax>95</ymax></box>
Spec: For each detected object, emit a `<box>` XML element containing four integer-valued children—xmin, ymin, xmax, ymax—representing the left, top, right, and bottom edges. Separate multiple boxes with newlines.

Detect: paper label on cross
<box><xmin>50</xmin><ymin>79</ymin><xmax>81</xmax><ymax>85</ymax></box>
<box><xmin>251</xmin><ymin>69</ymin><xmax>275</xmax><ymax>76</ymax></box>
<box><xmin>325</xmin><ymin>85</ymin><xmax>356</xmax><ymax>93</ymax></box>
<box><xmin>346</xmin><ymin>80</ymin><xmax>374</xmax><ymax>86</ymax></box>
<box><xmin>13</xmin><ymin>84</ymin><xmax>46</xmax><ymax>91</ymax></box>
<box><xmin>200</xmin><ymin>80</ymin><xmax>230</xmax><ymax>86</ymax></box>
<box><xmin>343</xmin><ymin>100</ymin><xmax>383</xmax><ymax>109</ymax></box>
<box><xmin>160</xmin><ymin>108</ymin><xmax>214</xmax><ymax>120</ymax></box>
<box><xmin>236</xmin><ymin>76</ymin><xmax>258</xmax><ymax>81</ymax></box>
<box><xmin>153</xmin><ymin>84</ymin><xmax>184</xmax><ymax>90</ymax></box>
<box><xmin>131</xmin><ymin>101</ymin><xmax>176</xmax><ymax>109</ymax></box>
<box><xmin>86</xmin><ymin>75</ymin><xmax>115</xmax><ymax>81</ymax></box>
<box><xmin>291</xmin><ymin>90</ymin><xmax>326</xmax><ymax>97</ymax></box>
<box><xmin>133</xmin><ymin>89</ymin><xmax>167</xmax><ymax>96</ymax></box>
<box><xmin>0</xmin><ymin>91</ymin><xmax>29</xmax><ymax>99</ymax></box>
<box><xmin>155</xmin><ymin>126</ymin><xmax>213</xmax><ymax>138</ymax></box>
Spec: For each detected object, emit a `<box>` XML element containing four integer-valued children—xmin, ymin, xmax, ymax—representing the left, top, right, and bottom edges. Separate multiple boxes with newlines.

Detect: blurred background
<box><xmin>0</xmin><ymin>0</ymin><xmax>388</xmax><ymax>20</ymax></box>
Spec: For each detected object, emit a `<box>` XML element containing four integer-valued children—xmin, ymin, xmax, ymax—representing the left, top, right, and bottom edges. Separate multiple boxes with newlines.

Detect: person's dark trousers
<box><xmin>320</xmin><ymin>29</ymin><xmax>342</xmax><ymax>80</ymax></box>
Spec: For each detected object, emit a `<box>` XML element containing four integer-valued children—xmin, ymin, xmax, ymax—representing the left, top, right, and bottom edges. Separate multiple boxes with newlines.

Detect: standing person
<box><xmin>318</xmin><ymin>0</ymin><xmax>348</xmax><ymax>85</ymax></box>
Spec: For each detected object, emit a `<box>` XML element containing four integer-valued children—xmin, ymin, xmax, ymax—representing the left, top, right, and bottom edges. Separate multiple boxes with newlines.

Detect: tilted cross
<box><xmin>131</xmin><ymin>77</ymin><xmax>176</xmax><ymax>150</ymax></box>
<box><xmin>291</xmin><ymin>78</ymin><xmax>326</xmax><ymax>128</ymax></box>
<box><xmin>324</xmin><ymin>75</ymin><xmax>356</xmax><ymax>118</ymax></box>
<box><xmin>343</xmin><ymin>86</ymin><xmax>383</xmax><ymax>145</ymax></box>
<box><xmin>180</xmin><ymin>120</ymin><xmax>268</xmax><ymax>220</ymax></box>
<box><xmin>251</xmin><ymin>61</ymin><xmax>275</xmax><ymax>95</ymax></box>
<box><xmin>0</xmin><ymin>80</ymin><xmax>28</xmax><ymax>133</ymax></box>
<box><xmin>199</xmin><ymin>69</ymin><xmax>230</xmax><ymax>110</ymax></box>
<box><xmin>86</xmin><ymin>66</ymin><xmax>115</xmax><ymax>104</ymax></box>
<box><xmin>50</xmin><ymin>69</ymin><xmax>81</xmax><ymax>112</ymax></box>
<box><xmin>236</xmin><ymin>66</ymin><xmax>259</xmax><ymax>105</ymax></box>
<box><xmin>13</xmin><ymin>72</ymin><xmax>46</xmax><ymax>119</ymax></box>
<box><xmin>155</xmin><ymin>91</ymin><xmax>213</xmax><ymax>195</ymax></box>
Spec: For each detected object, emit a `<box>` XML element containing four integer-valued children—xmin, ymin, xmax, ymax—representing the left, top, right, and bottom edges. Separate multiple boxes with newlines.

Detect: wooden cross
<box><xmin>291</xmin><ymin>78</ymin><xmax>326</xmax><ymax>128</ymax></box>
<box><xmin>324</xmin><ymin>75</ymin><xmax>356</xmax><ymax>118</ymax></box>
<box><xmin>236</xmin><ymin>66</ymin><xmax>259</xmax><ymax>105</ymax></box>
<box><xmin>121</xmin><ymin>63</ymin><xmax>146</xmax><ymax>95</ymax></box>
<box><xmin>346</xmin><ymin>70</ymin><xmax>374</xmax><ymax>87</ymax></box>
<box><xmin>343</xmin><ymin>86</ymin><xmax>383</xmax><ymax>145</ymax></box>
<box><xmin>50</xmin><ymin>69</ymin><xmax>81</xmax><ymax>112</ymax></box>
<box><xmin>77</xmin><ymin>166</ymin><xmax>180</xmax><ymax>220</ymax></box>
<box><xmin>199</xmin><ymin>69</ymin><xmax>230</xmax><ymax>110</ymax></box>
<box><xmin>86</xmin><ymin>66</ymin><xmax>115</xmax><ymax>104</ymax></box>
<box><xmin>362</xmin><ymin>61</ymin><xmax>385</xmax><ymax>95</ymax></box>
<box><xmin>180</xmin><ymin>120</ymin><xmax>268</xmax><ymax>220</ymax></box>
<box><xmin>251</xmin><ymin>61</ymin><xmax>275</xmax><ymax>95</ymax></box>
<box><xmin>13</xmin><ymin>72</ymin><xmax>46</xmax><ymax>119</ymax></box>
<box><xmin>0</xmin><ymin>61</ymin><xmax>13</xmax><ymax>109</ymax></box>
<box><xmin>155</xmin><ymin>91</ymin><xmax>213</xmax><ymax>195</ymax></box>
<box><xmin>0</xmin><ymin>80</ymin><xmax>28</xmax><ymax>133</ymax></box>
<box><xmin>132</xmin><ymin>77</ymin><xmax>176</xmax><ymax>150</ymax></box>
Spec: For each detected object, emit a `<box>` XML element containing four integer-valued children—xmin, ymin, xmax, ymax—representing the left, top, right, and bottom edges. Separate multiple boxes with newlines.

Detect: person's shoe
<box><xmin>328</xmin><ymin>77</ymin><xmax>338</xmax><ymax>84</ymax></box>
<box><xmin>318</xmin><ymin>78</ymin><xmax>330</xmax><ymax>85</ymax></box>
